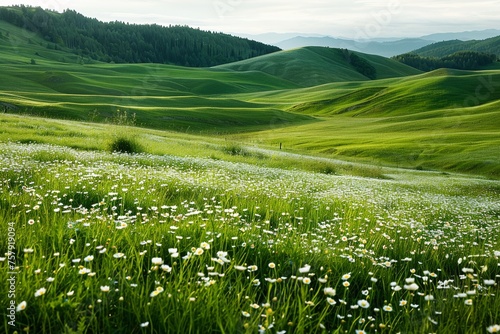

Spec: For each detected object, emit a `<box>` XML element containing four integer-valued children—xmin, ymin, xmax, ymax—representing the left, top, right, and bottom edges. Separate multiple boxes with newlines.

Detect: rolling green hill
<box><xmin>0</xmin><ymin>20</ymin><xmax>83</xmax><ymax>65</ymax></box>
<box><xmin>284</xmin><ymin>69</ymin><xmax>500</xmax><ymax>117</ymax></box>
<box><xmin>215</xmin><ymin>46</ymin><xmax>421</xmax><ymax>86</ymax></box>
<box><xmin>0</xmin><ymin>19</ymin><xmax>311</xmax><ymax>132</ymax></box>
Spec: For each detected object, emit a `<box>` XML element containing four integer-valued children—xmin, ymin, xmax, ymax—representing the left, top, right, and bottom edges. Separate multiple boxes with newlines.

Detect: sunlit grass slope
<box><xmin>230</xmin><ymin>69</ymin><xmax>500</xmax><ymax>178</ymax></box>
<box><xmin>215</xmin><ymin>46</ymin><xmax>421</xmax><ymax>86</ymax></box>
<box><xmin>0</xmin><ymin>113</ymin><xmax>394</xmax><ymax>179</ymax></box>
<box><xmin>232</xmin><ymin>106</ymin><xmax>500</xmax><ymax>177</ymax></box>
<box><xmin>280</xmin><ymin>69</ymin><xmax>500</xmax><ymax>117</ymax></box>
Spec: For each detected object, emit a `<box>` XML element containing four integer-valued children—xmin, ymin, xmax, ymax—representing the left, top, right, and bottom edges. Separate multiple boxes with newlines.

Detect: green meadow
<box><xmin>1</xmin><ymin>126</ymin><xmax>499</xmax><ymax>334</ymax></box>
<box><xmin>1</xmin><ymin>18</ymin><xmax>500</xmax><ymax>333</ymax></box>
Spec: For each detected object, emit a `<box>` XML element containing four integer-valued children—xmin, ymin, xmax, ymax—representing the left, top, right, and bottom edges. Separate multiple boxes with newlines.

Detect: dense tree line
<box><xmin>341</xmin><ymin>49</ymin><xmax>377</xmax><ymax>79</ymax></box>
<box><xmin>412</xmin><ymin>36</ymin><xmax>500</xmax><ymax>58</ymax></box>
<box><xmin>0</xmin><ymin>5</ymin><xmax>280</xmax><ymax>66</ymax></box>
<box><xmin>393</xmin><ymin>51</ymin><xmax>498</xmax><ymax>71</ymax></box>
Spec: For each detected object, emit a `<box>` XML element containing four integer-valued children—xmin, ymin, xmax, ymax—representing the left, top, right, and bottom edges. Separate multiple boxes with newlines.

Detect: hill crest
<box><xmin>215</xmin><ymin>46</ymin><xmax>421</xmax><ymax>87</ymax></box>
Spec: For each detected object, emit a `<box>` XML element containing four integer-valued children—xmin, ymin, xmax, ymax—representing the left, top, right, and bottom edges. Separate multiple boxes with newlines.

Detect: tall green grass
<box><xmin>0</xmin><ymin>141</ymin><xmax>499</xmax><ymax>333</ymax></box>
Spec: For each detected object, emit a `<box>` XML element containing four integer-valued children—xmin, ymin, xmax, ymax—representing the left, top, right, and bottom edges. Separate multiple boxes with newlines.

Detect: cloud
<box><xmin>0</xmin><ymin>0</ymin><xmax>498</xmax><ymax>37</ymax></box>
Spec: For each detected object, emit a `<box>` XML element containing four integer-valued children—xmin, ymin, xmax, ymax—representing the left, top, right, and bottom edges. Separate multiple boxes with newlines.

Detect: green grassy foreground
<box><xmin>0</xmin><ymin>131</ymin><xmax>499</xmax><ymax>333</ymax></box>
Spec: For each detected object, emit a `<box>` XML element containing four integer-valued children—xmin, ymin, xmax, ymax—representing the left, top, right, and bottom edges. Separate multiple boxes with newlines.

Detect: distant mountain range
<box><xmin>242</xmin><ymin>30</ymin><xmax>500</xmax><ymax>57</ymax></box>
<box><xmin>275</xmin><ymin>37</ymin><xmax>431</xmax><ymax>57</ymax></box>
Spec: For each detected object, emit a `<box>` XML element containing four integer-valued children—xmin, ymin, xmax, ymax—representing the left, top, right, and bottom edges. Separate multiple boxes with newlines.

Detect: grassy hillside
<box><xmin>0</xmin><ymin>62</ymin><xmax>311</xmax><ymax>133</ymax></box>
<box><xmin>215</xmin><ymin>46</ymin><xmax>421</xmax><ymax>86</ymax></box>
<box><xmin>1</xmin><ymin>20</ymin><xmax>500</xmax><ymax>178</ymax></box>
<box><xmin>228</xmin><ymin>69</ymin><xmax>500</xmax><ymax>177</ymax></box>
<box><xmin>231</xmin><ymin>105</ymin><xmax>500</xmax><ymax>177</ymax></box>
<box><xmin>284</xmin><ymin>69</ymin><xmax>500</xmax><ymax>116</ymax></box>
<box><xmin>0</xmin><ymin>20</ymin><xmax>83</xmax><ymax>65</ymax></box>
<box><xmin>0</xmin><ymin>20</ymin><xmax>312</xmax><ymax>133</ymax></box>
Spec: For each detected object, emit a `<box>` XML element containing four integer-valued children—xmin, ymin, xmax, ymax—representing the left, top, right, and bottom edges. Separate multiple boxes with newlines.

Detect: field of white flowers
<box><xmin>1</xmin><ymin>142</ymin><xmax>499</xmax><ymax>333</ymax></box>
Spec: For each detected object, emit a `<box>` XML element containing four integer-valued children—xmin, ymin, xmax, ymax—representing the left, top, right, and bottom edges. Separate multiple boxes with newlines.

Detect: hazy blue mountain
<box><xmin>274</xmin><ymin>36</ymin><xmax>432</xmax><ymax>57</ymax></box>
<box><xmin>421</xmin><ymin>29</ymin><xmax>500</xmax><ymax>42</ymax></box>
<box><xmin>242</xmin><ymin>29</ymin><xmax>500</xmax><ymax>57</ymax></box>
<box><xmin>236</xmin><ymin>32</ymin><xmax>325</xmax><ymax>45</ymax></box>
<box><xmin>275</xmin><ymin>36</ymin><xmax>354</xmax><ymax>50</ymax></box>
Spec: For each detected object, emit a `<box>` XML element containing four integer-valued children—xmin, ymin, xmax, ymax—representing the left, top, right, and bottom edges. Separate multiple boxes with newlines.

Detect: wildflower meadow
<box><xmin>1</xmin><ymin>142</ymin><xmax>499</xmax><ymax>333</ymax></box>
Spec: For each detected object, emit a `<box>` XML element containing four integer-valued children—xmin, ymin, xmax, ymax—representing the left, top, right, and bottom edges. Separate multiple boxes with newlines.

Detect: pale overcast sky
<box><xmin>1</xmin><ymin>0</ymin><xmax>499</xmax><ymax>38</ymax></box>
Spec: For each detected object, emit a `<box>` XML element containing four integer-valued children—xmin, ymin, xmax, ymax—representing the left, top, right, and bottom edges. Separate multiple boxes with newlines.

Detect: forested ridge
<box><xmin>393</xmin><ymin>51</ymin><xmax>498</xmax><ymax>71</ymax></box>
<box><xmin>392</xmin><ymin>34</ymin><xmax>500</xmax><ymax>71</ymax></box>
<box><xmin>411</xmin><ymin>36</ymin><xmax>500</xmax><ymax>58</ymax></box>
<box><xmin>0</xmin><ymin>5</ymin><xmax>281</xmax><ymax>66</ymax></box>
